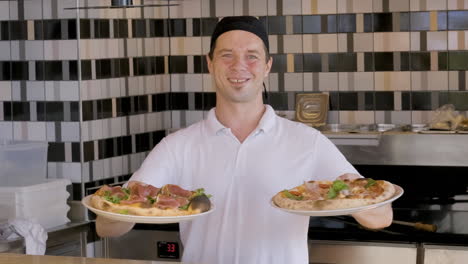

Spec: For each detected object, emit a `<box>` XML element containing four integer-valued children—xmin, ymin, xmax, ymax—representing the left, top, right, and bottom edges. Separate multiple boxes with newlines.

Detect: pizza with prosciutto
<box><xmin>272</xmin><ymin>178</ymin><xmax>395</xmax><ymax>211</ymax></box>
<box><xmin>90</xmin><ymin>181</ymin><xmax>212</xmax><ymax>216</ymax></box>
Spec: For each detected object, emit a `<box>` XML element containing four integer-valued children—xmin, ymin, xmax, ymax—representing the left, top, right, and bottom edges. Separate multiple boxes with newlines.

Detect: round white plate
<box><xmin>270</xmin><ymin>184</ymin><xmax>404</xmax><ymax>217</ymax></box>
<box><xmin>82</xmin><ymin>195</ymin><xmax>215</xmax><ymax>224</ymax></box>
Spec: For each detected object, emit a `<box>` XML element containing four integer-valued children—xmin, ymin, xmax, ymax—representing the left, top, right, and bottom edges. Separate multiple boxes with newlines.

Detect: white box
<box><xmin>0</xmin><ymin>140</ymin><xmax>48</xmax><ymax>187</ymax></box>
<box><xmin>0</xmin><ymin>179</ymin><xmax>71</xmax><ymax>229</ymax></box>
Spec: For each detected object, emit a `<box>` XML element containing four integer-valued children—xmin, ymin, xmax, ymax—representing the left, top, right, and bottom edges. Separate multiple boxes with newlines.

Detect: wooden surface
<box><xmin>0</xmin><ymin>253</ymin><xmax>180</xmax><ymax>264</ymax></box>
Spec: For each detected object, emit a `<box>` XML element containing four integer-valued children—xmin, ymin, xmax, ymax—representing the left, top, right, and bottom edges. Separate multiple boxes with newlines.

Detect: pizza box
<box><xmin>0</xmin><ymin>179</ymin><xmax>71</xmax><ymax>229</ymax></box>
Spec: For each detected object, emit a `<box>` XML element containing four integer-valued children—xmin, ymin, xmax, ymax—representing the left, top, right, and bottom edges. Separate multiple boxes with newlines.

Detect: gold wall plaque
<box><xmin>295</xmin><ymin>93</ymin><xmax>329</xmax><ymax>127</ymax></box>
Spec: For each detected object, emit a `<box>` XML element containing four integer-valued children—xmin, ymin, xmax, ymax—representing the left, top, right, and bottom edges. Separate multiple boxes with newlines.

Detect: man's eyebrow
<box><xmin>247</xmin><ymin>50</ymin><xmax>261</xmax><ymax>54</ymax></box>
<box><xmin>216</xmin><ymin>49</ymin><xmax>232</xmax><ymax>53</ymax></box>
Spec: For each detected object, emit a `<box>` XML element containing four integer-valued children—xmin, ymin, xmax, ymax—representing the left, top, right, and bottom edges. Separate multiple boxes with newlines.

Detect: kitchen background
<box><xmin>0</xmin><ymin>0</ymin><xmax>468</xmax><ymax>200</ymax></box>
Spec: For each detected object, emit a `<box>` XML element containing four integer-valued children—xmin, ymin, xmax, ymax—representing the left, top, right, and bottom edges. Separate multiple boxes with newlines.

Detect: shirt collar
<box><xmin>204</xmin><ymin>105</ymin><xmax>277</xmax><ymax>136</ymax></box>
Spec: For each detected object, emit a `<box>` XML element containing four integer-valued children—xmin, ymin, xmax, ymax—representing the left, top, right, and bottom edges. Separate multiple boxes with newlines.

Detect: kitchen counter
<box><xmin>0</xmin><ymin>253</ymin><xmax>180</xmax><ymax>264</ymax></box>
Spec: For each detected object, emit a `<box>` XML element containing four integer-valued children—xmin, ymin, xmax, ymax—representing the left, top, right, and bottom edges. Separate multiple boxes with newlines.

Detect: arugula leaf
<box><xmin>365</xmin><ymin>178</ymin><xmax>376</xmax><ymax>188</ymax></box>
<box><xmin>103</xmin><ymin>193</ymin><xmax>128</xmax><ymax>204</ymax></box>
<box><xmin>282</xmin><ymin>190</ymin><xmax>304</xmax><ymax>200</ymax></box>
<box><xmin>192</xmin><ymin>188</ymin><xmax>212</xmax><ymax>199</ymax></box>
<box><xmin>118</xmin><ymin>209</ymin><xmax>129</xmax><ymax>215</ymax></box>
<box><xmin>147</xmin><ymin>196</ymin><xmax>156</xmax><ymax>204</ymax></box>
<box><xmin>327</xmin><ymin>188</ymin><xmax>337</xmax><ymax>199</ymax></box>
<box><xmin>326</xmin><ymin>180</ymin><xmax>349</xmax><ymax>199</ymax></box>
<box><xmin>179</xmin><ymin>204</ymin><xmax>190</xmax><ymax>210</ymax></box>
<box><xmin>122</xmin><ymin>188</ymin><xmax>130</xmax><ymax>195</ymax></box>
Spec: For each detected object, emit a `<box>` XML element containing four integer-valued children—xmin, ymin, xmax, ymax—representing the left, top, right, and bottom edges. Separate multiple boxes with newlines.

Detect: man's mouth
<box><xmin>228</xmin><ymin>78</ymin><xmax>249</xmax><ymax>84</ymax></box>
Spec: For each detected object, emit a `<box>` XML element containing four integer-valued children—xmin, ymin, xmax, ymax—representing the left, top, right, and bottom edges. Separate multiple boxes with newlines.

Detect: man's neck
<box><xmin>215</xmin><ymin>100</ymin><xmax>266</xmax><ymax>143</ymax></box>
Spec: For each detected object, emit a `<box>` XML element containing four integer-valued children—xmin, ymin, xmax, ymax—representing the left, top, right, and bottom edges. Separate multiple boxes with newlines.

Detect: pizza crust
<box><xmin>273</xmin><ymin>180</ymin><xmax>395</xmax><ymax>211</ymax></box>
<box><xmin>91</xmin><ymin>195</ymin><xmax>202</xmax><ymax>216</ymax></box>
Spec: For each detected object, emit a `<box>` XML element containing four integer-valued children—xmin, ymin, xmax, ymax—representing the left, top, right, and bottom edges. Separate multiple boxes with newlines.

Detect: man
<box><xmin>97</xmin><ymin>16</ymin><xmax>392</xmax><ymax>263</ymax></box>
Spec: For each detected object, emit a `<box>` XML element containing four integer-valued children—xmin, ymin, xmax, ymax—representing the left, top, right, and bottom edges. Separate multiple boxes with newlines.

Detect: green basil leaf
<box><xmin>118</xmin><ymin>209</ymin><xmax>129</xmax><ymax>215</ymax></box>
<box><xmin>327</xmin><ymin>188</ymin><xmax>337</xmax><ymax>199</ymax></box>
<box><xmin>365</xmin><ymin>178</ymin><xmax>376</xmax><ymax>188</ymax></box>
<box><xmin>282</xmin><ymin>190</ymin><xmax>304</xmax><ymax>201</ymax></box>
<box><xmin>332</xmin><ymin>180</ymin><xmax>349</xmax><ymax>192</ymax></box>
<box><xmin>179</xmin><ymin>204</ymin><xmax>190</xmax><ymax>210</ymax></box>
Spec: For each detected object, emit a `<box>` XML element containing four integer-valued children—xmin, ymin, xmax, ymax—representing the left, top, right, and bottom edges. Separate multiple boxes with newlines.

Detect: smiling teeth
<box><xmin>230</xmin><ymin>79</ymin><xmax>247</xmax><ymax>83</ymax></box>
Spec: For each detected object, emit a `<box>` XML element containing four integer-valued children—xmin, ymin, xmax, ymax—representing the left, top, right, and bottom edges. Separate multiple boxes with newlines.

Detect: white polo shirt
<box><xmin>129</xmin><ymin>105</ymin><xmax>358</xmax><ymax>264</ymax></box>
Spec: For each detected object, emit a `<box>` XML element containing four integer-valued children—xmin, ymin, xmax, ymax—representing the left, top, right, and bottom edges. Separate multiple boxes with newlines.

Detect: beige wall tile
<box><xmin>375</xmin><ymin>111</ymin><xmax>411</xmax><ymax>124</ymax></box>
<box><xmin>373</xmin><ymin>0</ymin><xmax>383</xmax><ymax>12</ymax></box>
<box><xmin>448</xmin><ymin>31</ymin><xmax>460</xmax><ymax>50</ymax></box>
<box><xmin>411</xmin><ymin>0</ymin><xmax>448</xmax><ymax>11</ymax></box>
<box><xmin>283</xmin><ymin>35</ymin><xmax>303</xmax><ymax>53</ymax></box>
<box><xmin>427</xmin><ymin>31</ymin><xmax>448</xmax><ymax>50</ymax></box>
<box><xmin>268</xmin><ymin>35</ymin><xmax>278</xmax><ymax>54</ymax></box>
<box><xmin>287</xmin><ymin>54</ymin><xmax>295</xmax><ymax>73</ymax></box>
<box><xmin>411</xmin><ymin>71</ymin><xmax>449</xmax><ymax>91</ymax></box>
<box><xmin>412</xmin><ymin>111</ymin><xmax>435</xmax><ymax>124</ymax></box>
<box><xmin>354</xmin><ymin>33</ymin><xmax>374</xmax><ymax>52</ymax></box>
<box><xmin>410</xmin><ymin>32</ymin><xmax>421</xmax><ymax>51</ymax></box>
<box><xmin>375</xmin><ymin>72</ymin><xmax>411</xmax><ymax>91</ymax></box>
<box><xmin>447</xmin><ymin>0</ymin><xmax>468</xmax><ymax>10</ymax></box>
<box><xmin>374</xmin><ymin>32</ymin><xmax>410</xmax><ymax>52</ymax></box>
<box><xmin>216</xmin><ymin>0</ymin><xmax>235</xmax><ymax>17</ymax></box>
<box><xmin>284</xmin><ymin>73</ymin><xmax>304</xmax><ymax>91</ymax></box>
<box><xmin>318</xmin><ymin>34</ymin><xmax>338</xmax><ymax>53</ymax></box>
<box><xmin>339</xmin><ymin>111</ymin><xmax>375</xmax><ymax>124</ymax></box>
<box><xmin>338</xmin><ymin>0</ymin><xmax>373</xmax><ymax>13</ymax></box>
<box><xmin>283</xmin><ymin>0</ymin><xmax>302</xmax><ymax>15</ymax></box>
<box><xmin>356</xmin><ymin>14</ymin><xmax>364</xmax><ymax>33</ymax></box>
<box><xmin>389</xmin><ymin>0</ymin><xmax>410</xmax><ymax>11</ymax></box>
<box><xmin>337</xmin><ymin>34</ymin><xmax>348</xmax><ymax>52</ymax></box>
<box><xmin>339</xmin><ymin>72</ymin><xmax>374</xmax><ymax>91</ymax></box>
<box><xmin>267</xmin><ymin>73</ymin><xmax>279</xmax><ymax>92</ymax></box>
<box><xmin>303</xmin><ymin>0</ymin><xmax>337</xmax><ymax>15</ymax></box>
<box><xmin>249</xmin><ymin>0</ymin><xmax>268</xmax><ymax>16</ymax></box>
<box><xmin>169</xmin><ymin>0</ymin><xmax>201</xmax><ymax>18</ymax></box>
<box><xmin>302</xmin><ymin>35</ymin><xmax>314</xmax><ymax>53</ymax></box>
<box><xmin>318</xmin><ymin>73</ymin><xmax>339</xmax><ymax>91</ymax></box>
<box><xmin>267</xmin><ymin>0</ymin><xmax>277</xmax><ymax>15</ymax></box>
<box><xmin>448</xmin><ymin>71</ymin><xmax>459</xmax><ymax>90</ymax></box>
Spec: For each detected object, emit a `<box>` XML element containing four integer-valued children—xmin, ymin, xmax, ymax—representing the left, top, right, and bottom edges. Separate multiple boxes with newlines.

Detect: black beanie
<box><xmin>210</xmin><ymin>16</ymin><xmax>269</xmax><ymax>52</ymax></box>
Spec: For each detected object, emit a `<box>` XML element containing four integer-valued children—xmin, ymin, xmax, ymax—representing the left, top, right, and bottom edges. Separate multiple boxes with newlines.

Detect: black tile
<box><xmin>96</xmin><ymin>59</ymin><xmax>111</xmax><ymax>79</ymax></box>
<box><xmin>136</xmin><ymin>133</ymin><xmax>150</xmax><ymax>153</ymax></box>
<box><xmin>327</xmin><ymin>15</ymin><xmax>337</xmax><ymax>33</ymax></box>
<box><xmin>153</xmin><ymin>93</ymin><xmax>170</xmax><ymax>112</ymax></box>
<box><xmin>194</xmin><ymin>55</ymin><xmax>208</xmax><ymax>74</ymax></box>
<box><xmin>0</xmin><ymin>61</ymin><xmax>10</xmax><ymax>81</ymax></box>
<box><xmin>114</xmin><ymin>19</ymin><xmax>128</xmax><ymax>38</ymax></box>
<box><xmin>119</xmin><ymin>58</ymin><xmax>130</xmax><ymax>77</ymax></box>
<box><xmin>438</xmin><ymin>52</ymin><xmax>448</xmax><ymax>71</ymax></box>
<box><xmin>156</xmin><ymin>56</ymin><xmax>165</xmax><ymax>74</ymax></box>
<box><xmin>294</xmin><ymin>54</ymin><xmax>303</xmax><ymax>72</ymax></box>
<box><xmin>133</xmin><ymin>19</ymin><xmax>147</xmax><ymax>38</ymax></box>
<box><xmin>303</xmin><ymin>54</ymin><xmax>321</xmax><ymax>72</ymax></box>
<box><xmin>44</xmin><ymin>61</ymin><xmax>62</xmax><ymax>81</ymax></box>
<box><xmin>364</xmin><ymin>53</ymin><xmax>374</xmax><ymax>71</ymax></box>
<box><xmin>48</xmin><ymin>143</ymin><xmax>65</xmax><ymax>162</ymax></box>
<box><xmin>363</xmin><ymin>14</ymin><xmax>373</xmax><ymax>32</ymax></box>
<box><xmin>270</xmin><ymin>54</ymin><xmax>286</xmax><ymax>73</ymax></box>
<box><xmin>374</xmin><ymin>52</ymin><xmax>394</xmax><ymax>71</ymax></box>
<box><xmin>339</xmin><ymin>92</ymin><xmax>358</xmax><ymax>110</ymax></box>
<box><xmin>400</xmin><ymin>52</ymin><xmax>410</xmax><ymax>71</ymax></box>
<box><xmin>80</xmin><ymin>19</ymin><xmax>91</xmax><ymax>39</ymax></box>
<box><xmin>3</xmin><ymin>102</ymin><xmax>11</xmax><ymax>120</ymax></box>
<box><xmin>83</xmin><ymin>141</ymin><xmax>94</xmax><ymax>162</ymax></box>
<box><xmin>329</xmin><ymin>92</ymin><xmax>339</xmax><ymax>110</ymax></box>
<box><xmin>118</xmin><ymin>97</ymin><xmax>131</xmax><ymax>116</ymax></box>
<box><xmin>303</xmin><ymin>15</ymin><xmax>321</xmax><ymax>34</ymax></box>
<box><xmin>11</xmin><ymin>61</ymin><xmax>28</xmax><ymax>81</ymax></box>
<box><xmin>269</xmin><ymin>92</ymin><xmax>288</xmax><ymax>110</ymax></box>
<box><xmin>96</xmin><ymin>100</ymin><xmax>103</xmax><ymax>119</ymax></box>
<box><xmin>81</xmin><ymin>60</ymin><xmax>92</xmax><ymax>80</ymax></box>
<box><xmin>1</xmin><ymin>21</ymin><xmax>9</xmax><ymax>40</ymax></box>
<box><xmin>68</xmin><ymin>19</ymin><xmax>77</xmax><ymax>39</ymax></box>
<box><xmin>410</xmin><ymin>52</ymin><xmax>430</xmax><ymax>71</ymax></box>
<box><xmin>133</xmin><ymin>57</ymin><xmax>144</xmax><ymax>76</ymax></box>
<box><xmin>135</xmin><ymin>96</ymin><xmax>148</xmax><ymax>114</ymax></box>
<box><xmin>372</xmin><ymin>13</ymin><xmax>393</xmax><ymax>32</ymax></box>
<box><xmin>293</xmin><ymin>15</ymin><xmax>302</xmax><ymax>34</ymax></box>
<box><xmin>412</xmin><ymin>92</ymin><xmax>432</xmax><ymax>110</ymax></box>
<box><xmin>82</xmin><ymin>101</ymin><xmax>94</xmax><ymax>121</ymax></box>
<box><xmin>69</xmin><ymin>60</ymin><xmax>78</xmax><ymax>80</ymax></box>
<box><xmin>95</xmin><ymin>19</ymin><xmax>110</xmax><ymax>38</ymax></box>
<box><xmin>72</xmin><ymin>142</ymin><xmax>80</xmax><ymax>162</ymax></box>
<box><xmin>266</xmin><ymin>16</ymin><xmax>286</xmax><ymax>35</ymax></box>
<box><xmin>330</xmin><ymin>53</ymin><xmax>356</xmax><ymax>72</ymax></box>
<box><xmin>448</xmin><ymin>11</ymin><xmax>468</xmax><ymax>30</ymax></box>
<box><xmin>410</xmin><ymin>12</ymin><xmax>430</xmax><ymax>31</ymax></box>
<box><xmin>338</xmin><ymin>14</ymin><xmax>356</xmax><ymax>33</ymax></box>
<box><xmin>169</xmin><ymin>56</ymin><xmax>187</xmax><ymax>74</ymax></box>
<box><xmin>34</xmin><ymin>21</ymin><xmax>43</xmax><ymax>40</ymax></box>
<box><xmin>150</xmin><ymin>19</ymin><xmax>168</xmax><ymax>37</ymax></box>
<box><xmin>152</xmin><ymin>130</ymin><xmax>166</xmax><ymax>147</ymax></box>
<box><xmin>438</xmin><ymin>11</ymin><xmax>447</xmax><ymax>31</ymax></box>
<box><xmin>194</xmin><ymin>92</ymin><xmax>216</xmax><ymax>110</ymax></box>
<box><xmin>99</xmin><ymin>138</ymin><xmax>114</xmax><ymax>159</ymax></box>
<box><xmin>169</xmin><ymin>19</ymin><xmax>186</xmax><ymax>37</ymax></box>
<box><xmin>43</xmin><ymin>20</ymin><xmax>61</xmax><ymax>40</ymax></box>
<box><xmin>448</xmin><ymin>51</ymin><xmax>468</xmax><ymax>70</ymax></box>
<box><xmin>114</xmin><ymin>137</ymin><xmax>122</xmax><ymax>156</ymax></box>
<box><xmin>201</xmin><ymin>18</ymin><xmax>218</xmax><ymax>36</ymax></box>
<box><xmin>122</xmin><ymin>136</ymin><xmax>132</xmax><ymax>155</ymax></box>
<box><xmin>400</xmin><ymin>12</ymin><xmax>410</xmax><ymax>31</ymax></box>
<box><xmin>171</xmin><ymin>92</ymin><xmax>189</xmax><ymax>110</ymax></box>
<box><xmin>192</xmin><ymin>19</ymin><xmax>201</xmax><ymax>36</ymax></box>
<box><xmin>36</xmin><ymin>102</ymin><xmax>45</xmax><ymax>121</ymax></box>
<box><xmin>446</xmin><ymin>92</ymin><xmax>468</xmax><ymax>110</ymax></box>
<box><xmin>101</xmin><ymin>99</ymin><xmax>112</xmax><ymax>119</ymax></box>
<box><xmin>9</xmin><ymin>21</ymin><xmax>27</xmax><ymax>40</ymax></box>
<box><xmin>46</xmin><ymin>102</ymin><xmax>64</xmax><ymax>121</ymax></box>
<box><xmin>402</xmin><ymin>92</ymin><xmax>411</xmax><ymax>110</ymax></box>
<box><xmin>70</xmin><ymin>101</ymin><xmax>79</xmax><ymax>121</ymax></box>
<box><xmin>364</xmin><ymin>92</ymin><xmax>375</xmax><ymax>110</ymax></box>
<box><xmin>375</xmin><ymin>91</ymin><xmax>394</xmax><ymax>110</ymax></box>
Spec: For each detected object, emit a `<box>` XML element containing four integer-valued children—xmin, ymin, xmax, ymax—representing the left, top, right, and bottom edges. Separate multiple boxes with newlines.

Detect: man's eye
<box><xmin>248</xmin><ymin>55</ymin><xmax>258</xmax><ymax>60</ymax></box>
<box><xmin>221</xmin><ymin>54</ymin><xmax>232</xmax><ymax>58</ymax></box>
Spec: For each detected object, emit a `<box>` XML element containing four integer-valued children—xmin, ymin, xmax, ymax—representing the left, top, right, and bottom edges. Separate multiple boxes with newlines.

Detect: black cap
<box><xmin>210</xmin><ymin>16</ymin><xmax>269</xmax><ymax>52</ymax></box>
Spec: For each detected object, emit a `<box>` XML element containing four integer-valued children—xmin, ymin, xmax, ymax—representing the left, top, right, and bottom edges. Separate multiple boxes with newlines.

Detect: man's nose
<box><xmin>230</xmin><ymin>55</ymin><xmax>247</xmax><ymax>70</ymax></box>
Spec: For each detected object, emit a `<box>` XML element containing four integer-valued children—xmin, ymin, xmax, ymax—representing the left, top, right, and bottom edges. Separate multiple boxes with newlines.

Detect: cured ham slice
<box><xmin>155</xmin><ymin>194</ymin><xmax>181</xmax><ymax>209</ymax></box>
<box><xmin>162</xmin><ymin>184</ymin><xmax>193</xmax><ymax>198</ymax></box>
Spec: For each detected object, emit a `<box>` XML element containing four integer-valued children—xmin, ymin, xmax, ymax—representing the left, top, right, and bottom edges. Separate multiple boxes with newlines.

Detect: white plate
<box><xmin>82</xmin><ymin>195</ymin><xmax>215</xmax><ymax>224</ymax></box>
<box><xmin>270</xmin><ymin>184</ymin><xmax>404</xmax><ymax>217</ymax></box>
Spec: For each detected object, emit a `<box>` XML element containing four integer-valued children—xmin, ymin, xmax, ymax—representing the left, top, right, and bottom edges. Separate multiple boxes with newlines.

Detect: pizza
<box><xmin>272</xmin><ymin>178</ymin><xmax>395</xmax><ymax>211</ymax></box>
<box><xmin>90</xmin><ymin>181</ymin><xmax>212</xmax><ymax>216</ymax></box>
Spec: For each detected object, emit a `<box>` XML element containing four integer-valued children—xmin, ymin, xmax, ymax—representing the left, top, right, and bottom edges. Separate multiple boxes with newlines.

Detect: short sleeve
<box><xmin>311</xmin><ymin>133</ymin><xmax>360</xmax><ymax>181</ymax></box>
<box><xmin>127</xmin><ymin>138</ymin><xmax>179</xmax><ymax>187</ymax></box>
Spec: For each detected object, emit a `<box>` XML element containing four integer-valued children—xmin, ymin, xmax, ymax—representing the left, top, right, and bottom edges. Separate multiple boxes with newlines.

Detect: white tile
<box><xmin>47</xmin><ymin>162</ymin><xmax>57</xmax><ymax>179</ymax></box>
<box><xmin>0</xmin><ymin>81</ymin><xmax>11</xmax><ymax>101</ymax></box>
<box><xmin>412</xmin><ymin>111</ymin><xmax>435</xmax><ymax>124</ymax></box>
<box><xmin>171</xmin><ymin>111</ymin><xmax>182</xmax><ymax>130</ymax></box>
<box><xmin>129</xmin><ymin>153</ymin><xmax>144</xmax><ymax>174</ymax></box>
<box><xmin>249</xmin><ymin>0</ymin><xmax>268</xmax><ymax>16</ymax></box>
<box><xmin>427</xmin><ymin>32</ymin><xmax>448</xmax><ymax>51</ymax></box>
<box><xmin>170</xmin><ymin>37</ymin><xmax>203</xmax><ymax>55</ymax></box>
<box><xmin>129</xmin><ymin>115</ymin><xmax>142</xmax><ymax>135</ymax></box>
<box><xmin>10</xmin><ymin>82</ymin><xmax>20</xmax><ymax>101</ymax></box>
<box><xmin>283</xmin><ymin>0</ymin><xmax>302</xmax><ymax>15</ymax></box>
<box><xmin>389</xmin><ymin>0</ymin><xmax>410</xmax><ymax>12</ymax></box>
<box><xmin>169</xmin><ymin>0</ymin><xmax>201</xmax><ymax>18</ymax></box>
<box><xmin>61</xmin><ymin>163</ymin><xmax>82</xmax><ymax>183</ymax></box>
<box><xmin>186</xmin><ymin>111</ymin><xmax>204</xmax><ymax>126</ymax></box>
<box><xmin>61</xmin><ymin>122</ymin><xmax>80</xmax><ymax>142</ymax></box>
<box><xmin>8</xmin><ymin>1</ymin><xmax>17</xmax><ymax>20</ymax></box>
<box><xmin>0</xmin><ymin>2</ymin><xmax>9</xmax><ymax>20</ymax></box>
<box><xmin>90</xmin><ymin>120</ymin><xmax>103</xmax><ymax>141</ymax></box>
<box><xmin>216</xmin><ymin>0</ymin><xmax>235</xmax><ymax>17</ymax></box>
<box><xmin>0</xmin><ymin>42</ymin><xmax>11</xmax><ymax>60</ymax></box>
<box><xmin>92</xmin><ymin>160</ymin><xmax>104</xmax><ymax>181</ymax></box>
<box><xmin>0</xmin><ymin>122</ymin><xmax>13</xmax><ymax>140</ymax></box>
<box><xmin>102</xmin><ymin>158</ymin><xmax>112</xmax><ymax>179</ymax></box>
<box><xmin>25</xmin><ymin>82</ymin><xmax>44</xmax><ymax>101</ymax></box>
<box><xmin>43</xmin><ymin>40</ymin><xmax>78</xmax><ymax>61</ymax></box>
<box><xmin>46</xmin><ymin>122</ymin><xmax>56</xmax><ymax>141</ymax></box>
<box><xmin>9</xmin><ymin>41</ymin><xmax>20</xmax><ymax>60</ymax></box>
<box><xmin>108</xmin><ymin>118</ymin><xmax>122</xmax><ymax>138</ymax></box>
<box><xmin>283</xmin><ymin>35</ymin><xmax>303</xmax><ymax>53</ymax></box>
<box><xmin>111</xmin><ymin>156</ymin><xmax>124</xmax><ymax>178</ymax></box>
<box><xmin>339</xmin><ymin>111</ymin><xmax>375</xmax><ymax>125</ymax></box>
<box><xmin>202</xmin><ymin>73</ymin><xmax>215</xmax><ymax>92</ymax></box>
<box><xmin>284</xmin><ymin>73</ymin><xmax>304</xmax><ymax>91</ymax></box>
<box><xmin>26</xmin><ymin>122</ymin><xmax>47</xmax><ymax>141</ymax></box>
<box><xmin>318</xmin><ymin>73</ymin><xmax>339</xmax><ymax>91</ymax></box>
<box><xmin>59</xmin><ymin>81</ymin><xmax>80</xmax><ymax>101</ymax></box>
<box><xmin>317</xmin><ymin>34</ymin><xmax>338</xmax><ymax>53</ymax></box>
<box><xmin>374</xmin><ymin>32</ymin><xmax>410</xmax><ymax>52</ymax></box>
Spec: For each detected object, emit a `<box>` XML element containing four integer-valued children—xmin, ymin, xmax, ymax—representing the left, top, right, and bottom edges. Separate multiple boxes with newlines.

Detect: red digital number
<box><xmin>167</xmin><ymin>243</ymin><xmax>175</xmax><ymax>253</ymax></box>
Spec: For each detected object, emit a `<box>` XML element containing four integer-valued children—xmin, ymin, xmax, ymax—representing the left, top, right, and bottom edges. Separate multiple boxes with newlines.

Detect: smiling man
<box><xmin>96</xmin><ymin>16</ymin><xmax>393</xmax><ymax>264</ymax></box>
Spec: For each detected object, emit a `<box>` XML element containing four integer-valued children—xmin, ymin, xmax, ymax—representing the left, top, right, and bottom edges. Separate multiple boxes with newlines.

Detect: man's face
<box><xmin>207</xmin><ymin>30</ymin><xmax>272</xmax><ymax>104</ymax></box>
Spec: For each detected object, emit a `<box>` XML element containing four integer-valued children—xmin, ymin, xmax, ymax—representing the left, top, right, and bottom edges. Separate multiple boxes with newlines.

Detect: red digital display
<box><xmin>157</xmin><ymin>241</ymin><xmax>179</xmax><ymax>259</ymax></box>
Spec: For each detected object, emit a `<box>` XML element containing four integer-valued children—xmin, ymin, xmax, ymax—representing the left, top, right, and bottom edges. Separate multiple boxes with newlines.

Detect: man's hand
<box><xmin>96</xmin><ymin>216</ymin><xmax>135</xmax><ymax>238</ymax></box>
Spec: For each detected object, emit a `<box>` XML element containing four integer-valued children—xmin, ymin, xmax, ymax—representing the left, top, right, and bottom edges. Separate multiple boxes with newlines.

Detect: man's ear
<box><xmin>264</xmin><ymin>56</ymin><xmax>273</xmax><ymax>77</ymax></box>
<box><xmin>206</xmin><ymin>54</ymin><xmax>213</xmax><ymax>74</ymax></box>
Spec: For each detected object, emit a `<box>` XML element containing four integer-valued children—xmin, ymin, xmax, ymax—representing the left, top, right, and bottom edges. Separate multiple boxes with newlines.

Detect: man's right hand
<box><xmin>96</xmin><ymin>216</ymin><xmax>135</xmax><ymax>238</ymax></box>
